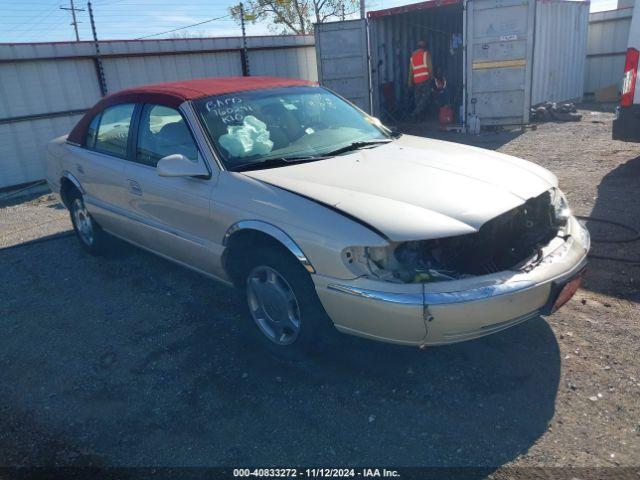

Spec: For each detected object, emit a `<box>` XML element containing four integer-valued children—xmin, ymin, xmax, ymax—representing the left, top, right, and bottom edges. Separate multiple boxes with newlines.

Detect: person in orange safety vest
<box><xmin>408</xmin><ymin>40</ymin><xmax>434</xmax><ymax>120</ymax></box>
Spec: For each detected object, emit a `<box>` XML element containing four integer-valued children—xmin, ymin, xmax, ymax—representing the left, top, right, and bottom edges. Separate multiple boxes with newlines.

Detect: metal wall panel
<box><xmin>0</xmin><ymin>35</ymin><xmax>315</xmax><ymax>61</ymax></box>
<box><xmin>250</xmin><ymin>46</ymin><xmax>318</xmax><ymax>81</ymax></box>
<box><xmin>315</xmin><ymin>19</ymin><xmax>372</xmax><ymax>112</ymax></box>
<box><xmin>0</xmin><ymin>114</ymin><xmax>82</xmax><ymax>188</ymax></box>
<box><xmin>466</xmin><ymin>0</ymin><xmax>536</xmax><ymax>126</ymax></box>
<box><xmin>585</xmin><ymin>8</ymin><xmax>633</xmax><ymax>94</ymax></box>
<box><xmin>102</xmin><ymin>51</ymin><xmax>242</xmax><ymax>92</ymax></box>
<box><xmin>532</xmin><ymin>0</ymin><xmax>589</xmax><ymax>105</ymax></box>
<box><xmin>0</xmin><ymin>59</ymin><xmax>102</xmax><ymax>120</ymax></box>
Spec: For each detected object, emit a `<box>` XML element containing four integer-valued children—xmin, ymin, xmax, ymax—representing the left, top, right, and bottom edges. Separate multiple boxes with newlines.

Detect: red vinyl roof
<box><xmin>109</xmin><ymin>76</ymin><xmax>316</xmax><ymax>104</ymax></box>
<box><xmin>68</xmin><ymin>76</ymin><xmax>316</xmax><ymax>145</ymax></box>
<box><xmin>368</xmin><ymin>0</ymin><xmax>462</xmax><ymax>19</ymax></box>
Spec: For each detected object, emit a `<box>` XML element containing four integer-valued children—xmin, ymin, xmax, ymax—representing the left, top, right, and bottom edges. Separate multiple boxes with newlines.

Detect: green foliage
<box><xmin>230</xmin><ymin>0</ymin><xmax>359</xmax><ymax>35</ymax></box>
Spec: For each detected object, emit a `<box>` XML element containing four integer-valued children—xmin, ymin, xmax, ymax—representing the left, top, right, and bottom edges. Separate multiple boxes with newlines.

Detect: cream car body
<box><xmin>46</xmin><ymin>78</ymin><xmax>589</xmax><ymax>349</ymax></box>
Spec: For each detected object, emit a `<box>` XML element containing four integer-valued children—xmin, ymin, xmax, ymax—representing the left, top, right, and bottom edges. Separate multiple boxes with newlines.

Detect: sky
<box><xmin>1</xmin><ymin>0</ymin><xmax>621</xmax><ymax>44</ymax></box>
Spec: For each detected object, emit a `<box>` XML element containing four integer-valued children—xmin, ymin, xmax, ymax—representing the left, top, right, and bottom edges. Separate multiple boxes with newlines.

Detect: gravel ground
<box><xmin>0</xmin><ymin>109</ymin><xmax>639</xmax><ymax>475</ymax></box>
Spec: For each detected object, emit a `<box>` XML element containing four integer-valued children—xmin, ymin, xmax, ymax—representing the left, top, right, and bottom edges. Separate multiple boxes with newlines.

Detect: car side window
<box><xmin>93</xmin><ymin>103</ymin><xmax>135</xmax><ymax>158</ymax></box>
<box><xmin>85</xmin><ymin>113</ymin><xmax>101</xmax><ymax>149</ymax></box>
<box><xmin>136</xmin><ymin>104</ymin><xmax>199</xmax><ymax>167</ymax></box>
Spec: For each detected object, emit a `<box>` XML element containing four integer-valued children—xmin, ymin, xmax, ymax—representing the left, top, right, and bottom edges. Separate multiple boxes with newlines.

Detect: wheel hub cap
<box><xmin>72</xmin><ymin>199</ymin><xmax>94</xmax><ymax>245</ymax></box>
<box><xmin>246</xmin><ymin>266</ymin><xmax>301</xmax><ymax>345</ymax></box>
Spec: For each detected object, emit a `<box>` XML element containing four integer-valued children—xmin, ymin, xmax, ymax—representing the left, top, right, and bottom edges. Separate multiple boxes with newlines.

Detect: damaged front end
<box><xmin>342</xmin><ymin>189</ymin><xmax>571</xmax><ymax>284</ymax></box>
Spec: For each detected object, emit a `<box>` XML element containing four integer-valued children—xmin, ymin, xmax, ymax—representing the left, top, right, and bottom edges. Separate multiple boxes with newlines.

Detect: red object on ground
<box><xmin>68</xmin><ymin>76</ymin><xmax>317</xmax><ymax>145</ymax></box>
<box><xmin>439</xmin><ymin>105</ymin><xmax>454</xmax><ymax>125</ymax></box>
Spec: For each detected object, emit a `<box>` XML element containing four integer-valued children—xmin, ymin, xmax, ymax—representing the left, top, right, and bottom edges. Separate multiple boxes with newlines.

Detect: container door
<box><xmin>315</xmin><ymin>19</ymin><xmax>372</xmax><ymax>113</ymax></box>
<box><xmin>466</xmin><ymin>0</ymin><xmax>535</xmax><ymax>126</ymax></box>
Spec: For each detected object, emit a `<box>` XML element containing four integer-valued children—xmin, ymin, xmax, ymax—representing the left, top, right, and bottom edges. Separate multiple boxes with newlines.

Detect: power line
<box><xmin>11</xmin><ymin>10</ymin><xmax>69</xmax><ymax>41</ymax></box>
<box><xmin>134</xmin><ymin>12</ymin><xmax>234</xmax><ymax>39</ymax></box>
<box><xmin>3</xmin><ymin>1</ymin><xmax>61</xmax><ymax>34</ymax></box>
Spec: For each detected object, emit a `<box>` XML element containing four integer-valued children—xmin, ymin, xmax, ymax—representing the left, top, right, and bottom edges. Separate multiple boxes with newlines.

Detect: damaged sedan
<box><xmin>46</xmin><ymin>77</ymin><xmax>590</xmax><ymax>357</ymax></box>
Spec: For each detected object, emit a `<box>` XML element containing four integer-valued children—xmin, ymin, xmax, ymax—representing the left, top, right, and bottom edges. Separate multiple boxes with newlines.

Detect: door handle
<box><xmin>127</xmin><ymin>179</ymin><xmax>143</xmax><ymax>196</ymax></box>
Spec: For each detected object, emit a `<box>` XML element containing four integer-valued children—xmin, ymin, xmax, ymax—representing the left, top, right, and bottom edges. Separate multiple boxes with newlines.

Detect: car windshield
<box><xmin>193</xmin><ymin>86</ymin><xmax>390</xmax><ymax>171</ymax></box>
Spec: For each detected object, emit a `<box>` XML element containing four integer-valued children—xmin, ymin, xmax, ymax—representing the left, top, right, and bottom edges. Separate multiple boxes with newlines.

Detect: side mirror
<box><xmin>157</xmin><ymin>154</ymin><xmax>209</xmax><ymax>178</ymax></box>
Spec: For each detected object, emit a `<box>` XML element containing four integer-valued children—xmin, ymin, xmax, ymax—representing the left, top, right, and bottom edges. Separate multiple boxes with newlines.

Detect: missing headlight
<box><xmin>344</xmin><ymin>190</ymin><xmax>567</xmax><ymax>284</ymax></box>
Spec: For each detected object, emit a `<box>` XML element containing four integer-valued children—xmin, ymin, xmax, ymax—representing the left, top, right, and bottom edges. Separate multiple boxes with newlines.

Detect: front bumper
<box><xmin>313</xmin><ymin>216</ymin><xmax>590</xmax><ymax>346</ymax></box>
<box><xmin>613</xmin><ymin>105</ymin><xmax>640</xmax><ymax>143</ymax></box>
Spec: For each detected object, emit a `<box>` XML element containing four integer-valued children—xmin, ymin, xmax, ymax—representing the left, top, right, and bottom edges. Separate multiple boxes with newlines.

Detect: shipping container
<box><xmin>315</xmin><ymin>0</ymin><xmax>589</xmax><ymax>128</ymax></box>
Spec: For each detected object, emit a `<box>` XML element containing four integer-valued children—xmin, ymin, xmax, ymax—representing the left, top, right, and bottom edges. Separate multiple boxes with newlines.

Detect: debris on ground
<box><xmin>530</xmin><ymin>102</ymin><xmax>582</xmax><ymax>123</ymax></box>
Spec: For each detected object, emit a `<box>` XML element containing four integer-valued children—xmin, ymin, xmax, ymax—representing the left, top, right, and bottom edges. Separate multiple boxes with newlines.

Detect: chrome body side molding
<box><xmin>223</xmin><ymin>220</ymin><xmax>315</xmax><ymax>273</ymax></box>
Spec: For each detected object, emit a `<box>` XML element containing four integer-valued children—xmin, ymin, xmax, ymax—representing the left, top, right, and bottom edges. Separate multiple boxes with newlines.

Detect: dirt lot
<box><xmin>0</xmin><ymin>109</ymin><xmax>639</xmax><ymax>475</ymax></box>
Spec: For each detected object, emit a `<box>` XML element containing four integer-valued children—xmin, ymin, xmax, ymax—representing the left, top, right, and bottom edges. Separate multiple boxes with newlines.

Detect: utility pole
<box><xmin>340</xmin><ymin>2</ymin><xmax>345</xmax><ymax>21</ymax></box>
<box><xmin>88</xmin><ymin>1</ymin><xmax>107</xmax><ymax>96</ymax></box>
<box><xmin>360</xmin><ymin>0</ymin><xmax>365</xmax><ymax>19</ymax></box>
<box><xmin>60</xmin><ymin>0</ymin><xmax>85</xmax><ymax>42</ymax></box>
<box><xmin>239</xmin><ymin>2</ymin><xmax>250</xmax><ymax>76</ymax></box>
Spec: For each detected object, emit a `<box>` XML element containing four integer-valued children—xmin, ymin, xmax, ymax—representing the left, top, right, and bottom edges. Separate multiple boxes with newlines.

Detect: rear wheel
<box><xmin>239</xmin><ymin>245</ymin><xmax>331</xmax><ymax>359</ymax></box>
<box><xmin>69</xmin><ymin>195</ymin><xmax>109</xmax><ymax>254</ymax></box>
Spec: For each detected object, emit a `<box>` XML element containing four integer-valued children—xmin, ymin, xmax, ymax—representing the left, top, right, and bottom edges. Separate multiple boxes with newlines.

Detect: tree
<box><xmin>230</xmin><ymin>0</ymin><xmax>360</xmax><ymax>35</ymax></box>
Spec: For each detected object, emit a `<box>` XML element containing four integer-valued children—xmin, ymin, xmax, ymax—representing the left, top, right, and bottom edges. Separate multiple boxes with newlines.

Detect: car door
<box><xmin>74</xmin><ymin>103</ymin><xmax>135</xmax><ymax>233</ymax></box>
<box><xmin>122</xmin><ymin>103</ymin><xmax>219</xmax><ymax>274</ymax></box>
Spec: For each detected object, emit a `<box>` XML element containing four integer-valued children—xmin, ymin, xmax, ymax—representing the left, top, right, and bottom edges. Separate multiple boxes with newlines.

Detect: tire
<box><xmin>238</xmin><ymin>244</ymin><xmax>332</xmax><ymax>360</ymax></box>
<box><xmin>68</xmin><ymin>193</ymin><xmax>109</xmax><ymax>255</ymax></box>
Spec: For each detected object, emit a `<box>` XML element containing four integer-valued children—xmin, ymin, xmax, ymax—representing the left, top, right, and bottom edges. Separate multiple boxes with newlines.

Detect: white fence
<box><xmin>0</xmin><ymin>35</ymin><xmax>317</xmax><ymax>190</ymax></box>
<box><xmin>585</xmin><ymin>7</ymin><xmax>634</xmax><ymax>95</ymax></box>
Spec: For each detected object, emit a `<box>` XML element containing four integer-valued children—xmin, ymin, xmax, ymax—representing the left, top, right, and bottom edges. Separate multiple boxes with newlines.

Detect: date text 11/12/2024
<box><xmin>233</xmin><ymin>468</ymin><xmax>401</xmax><ymax>477</ymax></box>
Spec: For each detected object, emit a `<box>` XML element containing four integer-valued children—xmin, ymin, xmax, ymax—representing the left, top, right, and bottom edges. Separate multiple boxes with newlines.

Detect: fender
<box><xmin>223</xmin><ymin>220</ymin><xmax>315</xmax><ymax>273</ymax></box>
<box><xmin>61</xmin><ymin>171</ymin><xmax>85</xmax><ymax>195</ymax></box>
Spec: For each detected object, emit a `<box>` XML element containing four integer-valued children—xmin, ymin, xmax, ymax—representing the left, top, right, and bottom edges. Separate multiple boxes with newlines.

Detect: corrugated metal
<box><xmin>0</xmin><ymin>35</ymin><xmax>317</xmax><ymax>189</ymax></box>
<box><xmin>324</xmin><ymin>0</ymin><xmax>589</xmax><ymax>127</ymax></box>
<box><xmin>102</xmin><ymin>51</ymin><xmax>242</xmax><ymax>92</ymax></box>
<box><xmin>0</xmin><ymin>35</ymin><xmax>315</xmax><ymax>61</ymax></box>
<box><xmin>368</xmin><ymin>0</ymin><xmax>462</xmax><ymax>18</ymax></box>
<box><xmin>0</xmin><ymin>114</ymin><xmax>82</xmax><ymax>188</ymax></box>
<box><xmin>315</xmin><ymin>19</ymin><xmax>371</xmax><ymax>112</ymax></box>
<box><xmin>532</xmin><ymin>0</ymin><xmax>589</xmax><ymax>105</ymax></box>
<box><xmin>250</xmin><ymin>46</ymin><xmax>318</xmax><ymax>81</ymax></box>
<box><xmin>368</xmin><ymin>4</ymin><xmax>464</xmax><ymax>119</ymax></box>
<box><xmin>0</xmin><ymin>59</ymin><xmax>102</xmax><ymax>119</ymax></box>
<box><xmin>467</xmin><ymin>0</ymin><xmax>536</xmax><ymax>126</ymax></box>
<box><xmin>585</xmin><ymin>7</ymin><xmax>633</xmax><ymax>94</ymax></box>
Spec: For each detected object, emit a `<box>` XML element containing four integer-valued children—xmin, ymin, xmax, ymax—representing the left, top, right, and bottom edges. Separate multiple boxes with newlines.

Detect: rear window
<box><xmin>85</xmin><ymin>113</ymin><xmax>101</xmax><ymax>149</ymax></box>
<box><xmin>93</xmin><ymin>103</ymin><xmax>135</xmax><ymax>158</ymax></box>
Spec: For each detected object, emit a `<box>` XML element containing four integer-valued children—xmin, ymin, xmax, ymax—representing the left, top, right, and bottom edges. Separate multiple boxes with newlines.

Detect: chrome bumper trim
<box><xmin>424</xmin><ymin>281</ymin><xmax>536</xmax><ymax>305</ymax></box>
<box><xmin>326</xmin><ymin>284</ymin><xmax>423</xmax><ymax>305</ymax></box>
<box><xmin>327</xmin><ymin>280</ymin><xmax>537</xmax><ymax>306</ymax></box>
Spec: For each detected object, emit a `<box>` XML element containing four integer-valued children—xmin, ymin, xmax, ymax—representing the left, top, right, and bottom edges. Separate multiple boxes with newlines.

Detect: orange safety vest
<box><xmin>411</xmin><ymin>50</ymin><xmax>431</xmax><ymax>84</ymax></box>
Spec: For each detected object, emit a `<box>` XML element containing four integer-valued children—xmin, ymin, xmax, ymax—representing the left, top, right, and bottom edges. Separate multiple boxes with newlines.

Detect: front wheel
<box><xmin>240</xmin><ymin>245</ymin><xmax>332</xmax><ymax>359</ymax></box>
<box><xmin>69</xmin><ymin>196</ymin><xmax>109</xmax><ymax>254</ymax></box>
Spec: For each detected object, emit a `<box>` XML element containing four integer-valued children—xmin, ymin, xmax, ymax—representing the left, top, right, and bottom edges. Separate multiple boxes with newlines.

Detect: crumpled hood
<box><xmin>243</xmin><ymin>135</ymin><xmax>558</xmax><ymax>242</ymax></box>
